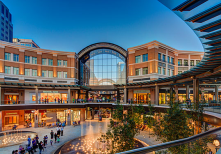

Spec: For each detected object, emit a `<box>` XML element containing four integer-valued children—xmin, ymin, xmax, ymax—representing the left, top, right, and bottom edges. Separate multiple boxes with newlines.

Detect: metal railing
<box><xmin>117</xmin><ymin>127</ymin><xmax>221</xmax><ymax>154</ymax></box>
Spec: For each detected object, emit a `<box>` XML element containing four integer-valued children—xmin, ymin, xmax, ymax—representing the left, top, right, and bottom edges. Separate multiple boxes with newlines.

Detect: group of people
<box><xmin>12</xmin><ymin>125</ymin><xmax>65</xmax><ymax>154</ymax></box>
<box><xmin>38</xmin><ymin>98</ymin><xmax>67</xmax><ymax>104</ymax></box>
<box><xmin>72</xmin><ymin>120</ymin><xmax>80</xmax><ymax>126</ymax></box>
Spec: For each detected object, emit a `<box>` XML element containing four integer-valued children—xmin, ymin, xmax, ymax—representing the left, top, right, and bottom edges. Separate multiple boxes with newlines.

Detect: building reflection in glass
<box><xmin>80</xmin><ymin>48</ymin><xmax>126</xmax><ymax>86</ymax></box>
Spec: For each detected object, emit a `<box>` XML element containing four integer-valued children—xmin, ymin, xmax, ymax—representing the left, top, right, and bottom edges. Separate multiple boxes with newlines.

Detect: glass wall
<box><xmin>80</xmin><ymin>49</ymin><xmax>126</xmax><ymax>86</ymax></box>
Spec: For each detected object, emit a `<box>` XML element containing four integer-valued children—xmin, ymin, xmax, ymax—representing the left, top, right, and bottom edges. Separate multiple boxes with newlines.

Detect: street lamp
<box><xmin>213</xmin><ymin>139</ymin><xmax>220</xmax><ymax>152</ymax></box>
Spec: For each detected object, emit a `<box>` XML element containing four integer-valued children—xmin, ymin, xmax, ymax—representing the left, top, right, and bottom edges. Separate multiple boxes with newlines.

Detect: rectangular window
<box><xmin>48</xmin><ymin>59</ymin><xmax>53</xmax><ymax>66</ymax></box>
<box><xmin>143</xmin><ymin>54</ymin><xmax>148</xmax><ymax>62</ymax></box>
<box><xmin>63</xmin><ymin>72</ymin><xmax>67</xmax><ymax>78</ymax></box>
<box><xmin>171</xmin><ymin>58</ymin><xmax>174</xmax><ymax>64</ymax></box>
<box><xmin>25</xmin><ymin>69</ymin><xmax>30</xmax><ymax>76</ymax></box>
<box><xmin>190</xmin><ymin>60</ymin><xmax>194</xmax><ymax>66</ymax></box>
<box><xmin>57</xmin><ymin>60</ymin><xmax>62</xmax><ymax>66</ymax></box>
<box><xmin>5</xmin><ymin>53</ymin><xmax>11</xmax><ymax>61</ymax></box>
<box><xmin>9</xmin><ymin>13</ymin><xmax>12</xmax><ymax>22</ymax></box>
<box><xmin>135</xmin><ymin>69</ymin><xmax>140</xmax><ymax>76</ymax></box>
<box><xmin>162</xmin><ymin>55</ymin><xmax>166</xmax><ymax>62</ymax></box>
<box><xmin>163</xmin><ymin>68</ymin><xmax>166</xmax><ymax>75</ymax></box>
<box><xmin>135</xmin><ymin>56</ymin><xmax>141</xmax><ymax>63</ymax></box>
<box><xmin>32</xmin><ymin>69</ymin><xmax>37</xmax><ymax>76</ymax></box>
<box><xmin>5</xmin><ymin>66</ymin><xmax>11</xmax><ymax>74</ymax></box>
<box><xmin>172</xmin><ymin>70</ymin><xmax>174</xmax><ymax>76</ymax></box>
<box><xmin>178</xmin><ymin>71</ymin><xmax>182</xmax><ymax>74</ymax></box>
<box><xmin>158</xmin><ymin>67</ymin><xmax>161</xmax><ymax>74</ymax></box>
<box><xmin>158</xmin><ymin>53</ymin><xmax>161</xmax><ymax>61</ymax></box>
<box><xmin>42</xmin><ymin>58</ymin><xmax>47</xmax><ymax>65</ymax></box>
<box><xmin>25</xmin><ymin>56</ymin><xmax>30</xmax><ymax>63</ymax></box>
<box><xmin>178</xmin><ymin>59</ymin><xmax>182</xmax><ymax>66</ymax></box>
<box><xmin>42</xmin><ymin>70</ymin><xmax>47</xmax><ymax>77</ymax></box>
<box><xmin>13</xmin><ymin>67</ymin><xmax>19</xmax><ymax>75</ymax></box>
<box><xmin>6</xmin><ymin>9</ymin><xmax>8</xmax><ymax>18</ymax></box>
<box><xmin>143</xmin><ymin>67</ymin><xmax>148</xmax><ymax>75</ymax></box>
<box><xmin>48</xmin><ymin>71</ymin><xmax>53</xmax><ymax>77</ymax></box>
<box><xmin>63</xmin><ymin>60</ymin><xmax>67</xmax><ymax>67</ymax></box>
<box><xmin>167</xmin><ymin>56</ymin><xmax>170</xmax><ymax>63</ymax></box>
<box><xmin>57</xmin><ymin>71</ymin><xmax>62</xmax><ymax>78</ymax></box>
<box><xmin>13</xmin><ymin>54</ymin><xmax>19</xmax><ymax>62</ymax></box>
<box><xmin>32</xmin><ymin>57</ymin><xmax>37</xmax><ymax>64</ymax></box>
<box><xmin>167</xmin><ymin>69</ymin><xmax>170</xmax><ymax>76</ymax></box>
<box><xmin>184</xmin><ymin>60</ymin><xmax>188</xmax><ymax>66</ymax></box>
<box><xmin>1</xmin><ymin>5</ymin><xmax>4</xmax><ymax>14</ymax></box>
<box><xmin>196</xmin><ymin>60</ymin><xmax>200</xmax><ymax>65</ymax></box>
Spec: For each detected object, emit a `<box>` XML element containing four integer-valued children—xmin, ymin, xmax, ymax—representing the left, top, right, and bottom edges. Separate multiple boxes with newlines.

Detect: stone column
<box><xmin>67</xmin><ymin>109</ymin><xmax>71</xmax><ymax>125</ymax></box>
<box><xmin>86</xmin><ymin>91</ymin><xmax>89</xmax><ymax>102</ymax></box>
<box><xmin>68</xmin><ymin>87</ymin><xmax>71</xmax><ymax>104</ymax></box>
<box><xmin>35</xmin><ymin>87</ymin><xmax>38</xmax><ymax>104</ymax></box>
<box><xmin>91</xmin><ymin>108</ymin><xmax>94</xmax><ymax>120</ymax></box>
<box><xmin>215</xmin><ymin>85</ymin><xmax>219</xmax><ymax>102</ymax></box>
<box><xmin>186</xmin><ymin>85</ymin><xmax>190</xmax><ymax>100</ymax></box>
<box><xmin>201</xmin><ymin>87</ymin><xmax>205</xmax><ymax>101</ymax></box>
<box><xmin>155</xmin><ymin>85</ymin><xmax>159</xmax><ymax>105</ymax></box>
<box><xmin>0</xmin><ymin>111</ymin><xmax>2</xmax><ymax>132</ymax></box>
<box><xmin>193</xmin><ymin>78</ymin><xmax>199</xmax><ymax>103</ymax></box>
<box><xmin>0</xmin><ymin>86</ymin><xmax>2</xmax><ymax>105</ymax></box>
<box><xmin>34</xmin><ymin>110</ymin><xmax>39</xmax><ymax>128</ymax></box>
<box><xmin>80</xmin><ymin>109</ymin><xmax>85</xmax><ymax>121</ymax></box>
<box><xmin>117</xmin><ymin>89</ymin><xmax>120</xmax><ymax>103</ymax></box>
<box><xmin>175</xmin><ymin>86</ymin><xmax>178</xmax><ymax>102</ymax></box>
<box><xmin>124</xmin><ymin>87</ymin><xmax>127</xmax><ymax>104</ymax></box>
<box><xmin>170</xmin><ymin>86</ymin><xmax>173</xmax><ymax>102</ymax></box>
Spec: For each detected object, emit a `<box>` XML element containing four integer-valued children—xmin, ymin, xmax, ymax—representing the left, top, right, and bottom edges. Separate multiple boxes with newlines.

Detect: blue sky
<box><xmin>4</xmin><ymin>0</ymin><xmax>204</xmax><ymax>52</ymax></box>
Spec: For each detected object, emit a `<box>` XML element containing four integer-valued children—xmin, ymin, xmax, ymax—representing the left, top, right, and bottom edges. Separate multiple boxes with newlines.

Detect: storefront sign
<box><xmin>43</xmin><ymin>91</ymin><xmax>59</xmax><ymax>93</ymax></box>
<box><xmin>6</xmin><ymin>113</ymin><xmax>17</xmax><ymax>115</ymax></box>
<box><xmin>134</xmin><ymin>90</ymin><xmax>150</xmax><ymax>93</ymax></box>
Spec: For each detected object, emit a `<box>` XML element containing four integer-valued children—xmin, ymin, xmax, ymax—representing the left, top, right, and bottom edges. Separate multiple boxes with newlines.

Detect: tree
<box><xmin>98</xmin><ymin>103</ymin><xmax>145</xmax><ymax>153</ymax></box>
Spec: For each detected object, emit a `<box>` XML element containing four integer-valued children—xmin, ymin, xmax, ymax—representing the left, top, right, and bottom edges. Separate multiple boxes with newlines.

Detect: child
<box><xmin>50</xmin><ymin>139</ymin><xmax>53</xmax><ymax>146</ymax></box>
<box><xmin>57</xmin><ymin>137</ymin><xmax>60</xmax><ymax>143</ymax></box>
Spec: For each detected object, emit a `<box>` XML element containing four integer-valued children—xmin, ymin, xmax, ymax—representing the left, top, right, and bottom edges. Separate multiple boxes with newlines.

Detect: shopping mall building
<box><xmin>0</xmin><ymin>39</ymin><xmax>216</xmax><ymax>131</ymax></box>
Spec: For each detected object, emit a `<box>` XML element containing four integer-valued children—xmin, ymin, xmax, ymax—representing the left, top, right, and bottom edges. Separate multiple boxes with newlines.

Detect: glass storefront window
<box><xmin>178</xmin><ymin>94</ymin><xmax>186</xmax><ymax>103</ymax></box>
<box><xmin>5</xmin><ymin>116</ymin><xmax>17</xmax><ymax>125</ymax></box>
<box><xmin>159</xmin><ymin>93</ymin><xmax>166</xmax><ymax>104</ymax></box>
<box><xmin>133</xmin><ymin>93</ymin><xmax>150</xmax><ymax>104</ymax></box>
<box><xmin>40</xmin><ymin>93</ymin><xmax>67</xmax><ymax>103</ymax></box>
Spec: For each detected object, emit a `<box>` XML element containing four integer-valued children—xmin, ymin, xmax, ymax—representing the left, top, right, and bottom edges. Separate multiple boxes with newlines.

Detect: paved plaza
<box><xmin>0</xmin><ymin>117</ymin><xmax>161</xmax><ymax>154</ymax></box>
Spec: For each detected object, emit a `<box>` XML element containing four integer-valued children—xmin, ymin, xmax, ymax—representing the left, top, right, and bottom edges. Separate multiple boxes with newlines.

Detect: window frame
<box><xmin>5</xmin><ymin>53</ymin><xmax>11</xmax><ymax>61</ymax></box>
<box><xmin>135</xmin><ymin>68</ymin><xmax>140</xmax><ymax>76</ymax></box>
<box><xmin>48</xmin><ymin>59</ymin><xmax>53</xmax><ymax>66</ymax></box>
<box><xmin>143</xmin><ymin>67</ymin><xmax>148</xmax><ymax>75</ymax></box>
<box><xmin>48</xmin><ymin>71</ymin><xmax>53</xmax><ymax>78</ymax></box>
<box><xmin>13</xmin><ymin>54</ymin><xmax>19</xmax><ymax>62</ymax></box>
<box><xmin>32</xmin><ymin>69</ymin><xmax>37</xmax><ymax>76</ymax></box>
<box><xmin>63</xmin><ymin>60</ymin><xmax>67</xmax><ymax>67</ymax></box>
<box><xmin>42</xmin><ymin>58</ymin><xmax>47</xmax><ymax>65</ymax></box>
<box><xmin>32</xmin><ymin>57</ymin><xmax>37</xmax><ymax>64</ymax></box>
<box><xmin>142</xmin><ymin>54</ymin><xmax>148</xmax><ymax>62</ymax></box>
<box><xmin>5</xmin><ymin>66</ymin><xmax>11</xmax><ymax>74</ymax></box>
<box><xmin>13</xmin><ymin>67</ymin><xmax>19</xmax><ymax>75</ymax></box>
<box><xmin>42</xmin><ymin>70</ymin><xmax>47</xmax><ymax>77</ymax></box>
<box><xmin>25</xmin><ymin>56</ymin><xmax>30</xmax><ymax>63</ymax></box>
<box><xmin>25</xmin><ymin>68</ymin><xmax>30</xmax><ymax>76</ymax></box>
<box><xmin>135</xmin><ymin>56</ymin><xmax>141</xmax><ymax>63</ymax></box>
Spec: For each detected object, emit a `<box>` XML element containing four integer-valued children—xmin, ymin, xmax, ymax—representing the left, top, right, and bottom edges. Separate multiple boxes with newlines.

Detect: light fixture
<box><xmin>213</xmin><ymin>139</ymin><xmax>220</xmax><ymax>152</ymax></box>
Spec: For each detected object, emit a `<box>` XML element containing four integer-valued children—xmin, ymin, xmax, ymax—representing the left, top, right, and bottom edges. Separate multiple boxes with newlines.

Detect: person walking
<box><xmin>55</xmin><ymin>98</ymin><xmax>56</xmax><ymax>103</ymax></box>
<box><xmin>61</xmin><ymin>127</ymin><xmax>64</xmax><ymax>136</ymax></box>
<box><xmin>35</xmin><ymin>135</ymin><xmax>39</xmax><ymax>145</ymax></box>
<box><xmin>57</xmin><ymin>126</ymin><xmax>60</xmax><ymax>136</ymax></box>
<box><xmin>44</xmin><ymin>98</ymin><xmax>46</xmax><ymax>104</ymax></box>
<box><xmin>38</xmin><ymin>141</ymin><xmax>43</xmax><ymax>154</ymax></box>
<box><xmin>45</xmin><ymin>135</ymin><xmax>48</xmax><ymax>145</ymax></box>
<box><xmin>27</xmin><ymin>136</ymin><xmax>31</xmax><ymax>147</ymax></box>
<box><xmin>50</xmin><ymin>130</ymin><xmax>54</xmax><ymax>139</ymax></box>
<box><xmin>54</xmin><ymin>133</ymin><xmax>57</xmax><ymax>143</ymax></box>
<box><xmin>32</xmin><ymin>138</ymin><xmax>37</xmax><ymax>152</ymax></box>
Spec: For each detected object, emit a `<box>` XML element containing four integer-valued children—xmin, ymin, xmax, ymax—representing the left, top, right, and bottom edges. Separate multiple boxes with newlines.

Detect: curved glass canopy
<box><xmin>79</xmin><ymin>48</ymin><xmax>126</xmax><ymax>86</ymax></box>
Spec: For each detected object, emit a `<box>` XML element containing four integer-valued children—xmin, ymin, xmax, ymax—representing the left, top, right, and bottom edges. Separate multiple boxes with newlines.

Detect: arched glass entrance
<box><xmin>79</xmin><ymin>48</ymin><xmax>126</xmax><ymax>86</ymax></box>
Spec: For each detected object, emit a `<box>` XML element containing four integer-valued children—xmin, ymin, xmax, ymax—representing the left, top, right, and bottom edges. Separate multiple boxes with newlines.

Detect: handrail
<box><xmin>117</xmin><ymin>127</ymin><xmax>221</xmax><ymax>154</ymax></box>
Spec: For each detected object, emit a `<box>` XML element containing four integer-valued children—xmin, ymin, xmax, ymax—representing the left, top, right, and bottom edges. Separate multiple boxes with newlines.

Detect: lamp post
<box><xmin>213</xmin><ymin>139</ymin><xmax>220</xmax><ymax>152</ymax></box>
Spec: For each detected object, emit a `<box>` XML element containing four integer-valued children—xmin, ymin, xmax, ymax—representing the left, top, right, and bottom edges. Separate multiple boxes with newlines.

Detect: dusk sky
<box><xmin>4</xmin><ymin>0</ymin><xmax>204</xmax><ymax>52</ymax></box>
